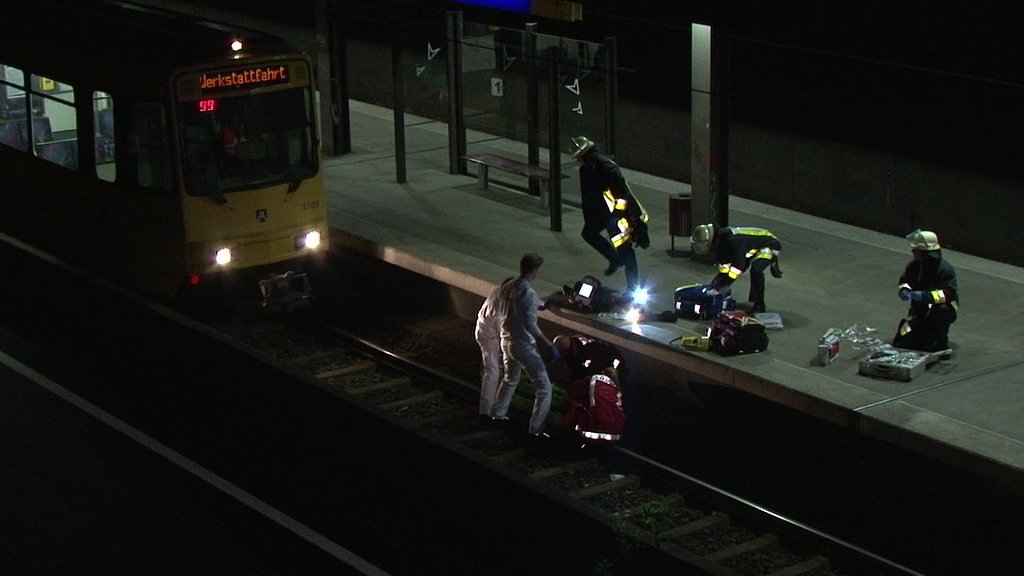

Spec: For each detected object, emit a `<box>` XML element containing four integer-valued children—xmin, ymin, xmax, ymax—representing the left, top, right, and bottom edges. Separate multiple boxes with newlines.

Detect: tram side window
<box><xmin>94</xmin><ymin>91</ymin><xmax>115</xmax><ymax>182</ymax></box>
<box><xmin>0</xmin><ymin>63</ymin><xmax>28</xmax><ymax>152</ymax></box>
<box><xmin>30</xmin><ymin>74</ymin><xmax>78</xmax><ymax>171</ymax></box>
<box><xmin>130</xmin><ymin>103</ymin><xmax>171</xmax><ymax>192</ymax></box>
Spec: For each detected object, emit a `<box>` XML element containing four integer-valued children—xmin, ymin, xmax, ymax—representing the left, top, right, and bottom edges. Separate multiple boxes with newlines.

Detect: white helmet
<box><xmin>570</xmin><ymin>136</ymin><xmax>595</xmax><ymax>159</ymax></box>
<box><xmin>690</xmin><ymin>223</ymin><xmax>715</xmax><ymax>255</ymax></box>
<box><xmin>906</xmin><ymin>229</ymin><xmax>940</xmax><ymax>251</ymax></box>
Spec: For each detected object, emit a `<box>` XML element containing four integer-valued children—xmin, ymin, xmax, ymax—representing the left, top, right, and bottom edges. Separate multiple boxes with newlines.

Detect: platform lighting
<box><xmin>630</xmin><ymin>286</ymin><xmax>650</xmax><ymax>307</ymax></box>
<box><xmin>625</xmin><ymin>306</ymin><xmax>643</xmax><ymax>324</ymax></box>
<box><xmin>214</xmin><ymin>247</ymin><xmax>232</xmax><ymax>266</ymax></box>
<box><xmin>230</xmin><ymin>39</ymin><xmax>243</xmax><ymax>52</ymax></box>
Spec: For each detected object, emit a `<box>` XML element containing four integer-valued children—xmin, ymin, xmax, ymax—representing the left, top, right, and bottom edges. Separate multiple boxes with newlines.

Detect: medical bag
<box><xmin>674</xmin><ymin>283</ymin><xmax>736</xmax><ymax>320</ymax></box>
<box><xmin>858</xmin><ymin>344</ymin><xmax>937</xmax><ymax>381</ymax></box>
<box><xmin>710</xmin><ymin>311</ymin><xmax>769</xmax><ymax>355</ymax></box>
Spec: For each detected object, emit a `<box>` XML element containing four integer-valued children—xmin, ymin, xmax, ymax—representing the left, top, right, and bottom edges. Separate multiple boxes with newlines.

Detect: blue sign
<box><xmin>454</xmin><ymin>0</ymin><xmax>531</xmax><ymax>13</ymax></box>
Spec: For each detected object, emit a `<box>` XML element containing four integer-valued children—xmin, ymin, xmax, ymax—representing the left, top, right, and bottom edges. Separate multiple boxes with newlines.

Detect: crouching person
<box><xmin>563</xmin><ymin>366</ymin><xmax>626</xmax><ymax>447</ymax></box>
<box><xmin>893</xmin><ymin>229</ymin><xmax>958</xmax><ymax>355</ymax></box>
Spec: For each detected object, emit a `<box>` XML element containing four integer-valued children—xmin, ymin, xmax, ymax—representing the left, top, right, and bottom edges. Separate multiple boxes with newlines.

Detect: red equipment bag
<box><xmin>710</xmin><ymin>311</ymin><xmax>769</xmax><ymax>355</ymax></box>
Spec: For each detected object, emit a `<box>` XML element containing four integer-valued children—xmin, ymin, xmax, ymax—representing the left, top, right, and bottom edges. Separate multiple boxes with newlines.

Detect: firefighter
<box><xmin>691</xmin><ymin>223</ymin><xmax>782</xmax><ymax>314</ymax></box>
<box><xmin>893</xmin><ymin>229</ymin><xmax>958</xmax><ymax>354</ymax></box>
<box><xmin>571</xmin><ymin>136</ymin><xmax>650</xmax><ymax>293</ymax></box>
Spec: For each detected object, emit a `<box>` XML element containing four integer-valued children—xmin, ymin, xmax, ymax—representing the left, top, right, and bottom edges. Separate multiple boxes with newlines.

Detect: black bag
<box><xmin>710</xmin><ymin>311</ymin><xmax>769</xmax><ymax>355</ymax></box>
<box><xmin>569</xmin><ymin>275</ymin><xmax>603</xmax><ymax>310</ymax></box>
<box><xmin>675</xmin><ymin>284</ymin><xmax>736</xmax><ymax>320</ymax></box>
<box><xmin>564</xmin><ymin>276</ymin><xmax>629</xmax><ymax>313</ymax></box>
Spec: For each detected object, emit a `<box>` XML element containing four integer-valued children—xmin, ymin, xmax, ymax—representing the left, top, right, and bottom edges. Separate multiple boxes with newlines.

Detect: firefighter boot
<box><xmin>604</xmin><ymin>258</ymin><xmax>621</xmax><ymax>276</ymax></box>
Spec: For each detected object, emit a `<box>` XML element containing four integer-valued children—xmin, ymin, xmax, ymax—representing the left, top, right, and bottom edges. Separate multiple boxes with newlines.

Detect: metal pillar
<box><xmin>603</xmin><ymin>36</ymin><xmax>617</xmax><ymax>157</ymax></box>
<box><xmin>329</xmin><ymin>14</ymin><xmax>350</xmax><ymax>154</ymax></box>
<box><xmin>547</xmin><ymin>46</ymin><xmax>562</xmax><ymax>232</ymax></box>
<box><xmin>690</xmin><ymin>23</ymin><xmax>729</xmax><ymax>228</ymax></box>
<box><xmin>313</xmin><ymin>0</ymin><xmax>335</xmax><ymax>156</ymax></box>
<box><xmin>391</xmin><ymin>20</ymin><xmax>407</xmax><ymax>183</ymax></box>
<box><xmin>446</xmin><ymin>11</ymin><xmax>466</xmax><ymax>175</ymax></box>
<box><xmin>526</xmin><ymin>22</ymin><xmax>540</xmax><ymax>196</ymax></box>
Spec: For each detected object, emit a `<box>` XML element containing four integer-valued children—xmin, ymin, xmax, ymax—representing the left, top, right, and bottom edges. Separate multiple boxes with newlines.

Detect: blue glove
<box><xmin>898</xmin><ymin>288</ymin><xmax>911</xmax><ymax>301</ymax></box>
<box><xmin>548</xmin><ymin>344</ymin><xmax>561</xmax><ymax>361</ymax></box>
<box><xmin>909</xmin><ymin>290</ymin><xmax>927</xmax><ymax>302</ymax></box>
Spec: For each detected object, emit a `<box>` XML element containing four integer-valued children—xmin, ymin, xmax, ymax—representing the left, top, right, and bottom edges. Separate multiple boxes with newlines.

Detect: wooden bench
<box><xmin>464</xmin><ymin>152</ymin><xmax>567</xmax><ymax>206</ymax></box>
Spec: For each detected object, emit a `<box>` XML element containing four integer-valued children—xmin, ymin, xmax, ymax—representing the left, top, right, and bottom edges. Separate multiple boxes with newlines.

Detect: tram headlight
<box><xmin>214</xmin><ymin>247</ymin><xmax>233</xmax><ymax>266</ymax></box>
<box><xmin>298</xmin><ymin>230</ymin><xmax>321</xmax><ymax>250</ymax></box>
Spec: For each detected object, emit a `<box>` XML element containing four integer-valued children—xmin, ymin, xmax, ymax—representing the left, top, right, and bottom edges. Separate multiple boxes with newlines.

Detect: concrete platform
<box><xmin>323</xmin><ymin>100</ymin><xmax>1024</xmax><ymax>491</ymax></box>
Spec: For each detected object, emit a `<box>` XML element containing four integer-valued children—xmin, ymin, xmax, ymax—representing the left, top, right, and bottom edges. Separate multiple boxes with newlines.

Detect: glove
<box><xmin>704</xmin><ymin>287</ymin><xmax>720</xmax><ymax>297</ymax></box>
<box><xmin>898</xmin><ymin>288</ymin><xmax>911</xmax><ymax>301</ymax></box>
<box><xmin>548</xmin><ymin>344</ymin><xmax>561</xmax><ymax>361</ymax></box>
<box><xmin>909</xmin><ymin>290</ymin><xmax>927</xmax><ymax>302</ymax></box>
<box><xmin>633</xmin><ymin>220</ymin><xmax>651</xmax><ymax>249</ymax></box>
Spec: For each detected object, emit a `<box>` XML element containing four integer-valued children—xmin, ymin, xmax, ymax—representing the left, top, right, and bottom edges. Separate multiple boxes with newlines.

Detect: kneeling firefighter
<box><xmin>893</xmin><ymin>229</ymin><xmax>958</xmax><ymax>353</ymax></box>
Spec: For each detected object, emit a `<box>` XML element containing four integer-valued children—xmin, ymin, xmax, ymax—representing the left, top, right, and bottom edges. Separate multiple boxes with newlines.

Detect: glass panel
<box><xmin>94</xmin><ymin>91</ymin><xmax>115</xmax><ymax>182</ymax></box>
<box><xmin>399</xmin><ymin>20</ymin><xmax>449</xmax><ymax>122</ymax></box>
<box><xmin>176</xmin><ymin>86</ymin><xmax>316</xmax><ymax>196</ymax></box>
<box><xmin>0</xmin><ymin>63</ymin><xmax>28</xmax><ymax>151</ymax></box>
<box><xmin>535</xmin><ymin>32</ymin><xmax>607</xmax><ymax>154</ymax></box>
<box><xmin>460</xmin><ymin>24</ymin><xmax>525</xmax><ymax>139</ymax></box>
<box><xmin>458</xmin><ymin>23</ymin><xmax>608</xmax><ymax>155</ymax></box>
<box><xmin>31</xmin><ymin>74</ymin><xmax>77</xmax><ymax>171</ymax></box>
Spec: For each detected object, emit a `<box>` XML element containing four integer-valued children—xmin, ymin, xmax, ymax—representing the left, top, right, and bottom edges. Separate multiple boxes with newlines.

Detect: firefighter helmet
<box><xmin>570</xmin><ymin>136</ymin><xmax>595</xmax><ymax>158</ymax></box>
<box><xmin>906</xmin><ymin>229</ymin><xmax>941</xmax><ymax>251</ymax></box>
<box><xmin>690</xmin><ymin>223</ymin><xmax>716</xmax><ymax>255</ymax></box>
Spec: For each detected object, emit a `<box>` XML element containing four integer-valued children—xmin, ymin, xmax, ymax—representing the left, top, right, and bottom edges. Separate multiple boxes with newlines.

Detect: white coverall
<box><xmin>474</xmin><ymin>278</ymin><xmax>512</xmax><ymax>417</ymax></box>
<box><xmin>489</xmin><ymin>277</ymin><xmax>553</xmax><ymax>435</ymax></box>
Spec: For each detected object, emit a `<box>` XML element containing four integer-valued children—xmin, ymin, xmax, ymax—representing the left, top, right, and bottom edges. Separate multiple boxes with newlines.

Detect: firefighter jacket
<box><xmin>897</xmin><ymin>250</ymin><xmax>959</xmax><ymax>319</ymax></box>
<box><xmin>711</xmin><ymin>227</ymin><xmax>782</xmax><ymax>287</ymax></box>
<box><xmin>563</xmin><ymin>373</ymin><xmax>626</xmax><ymax>444</ymax></box>
<box><xmin>578</xmin><ymin>152</ymin><xmax>650</xmax><ymax>248</ymax></box>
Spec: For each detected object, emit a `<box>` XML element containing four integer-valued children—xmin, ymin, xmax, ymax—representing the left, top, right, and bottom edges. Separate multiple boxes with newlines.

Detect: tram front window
<box><xmin>178</xmin><ymin>87</ymin><xmax>316</xmax><ymax>196</ymax></box>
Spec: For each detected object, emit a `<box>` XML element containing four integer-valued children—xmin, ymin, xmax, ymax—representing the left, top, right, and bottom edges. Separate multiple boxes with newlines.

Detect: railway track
<box><xmin>203</xmin><ymin>304</ymin><xmax>921</xmax><ymax>576</ymax></box>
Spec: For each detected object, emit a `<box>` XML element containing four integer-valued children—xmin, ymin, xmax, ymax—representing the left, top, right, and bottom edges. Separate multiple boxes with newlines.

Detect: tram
<box><xmin>0</xmin><ymin>1</ymin><xmax>329</xmax><ymax>300</ymax></box>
